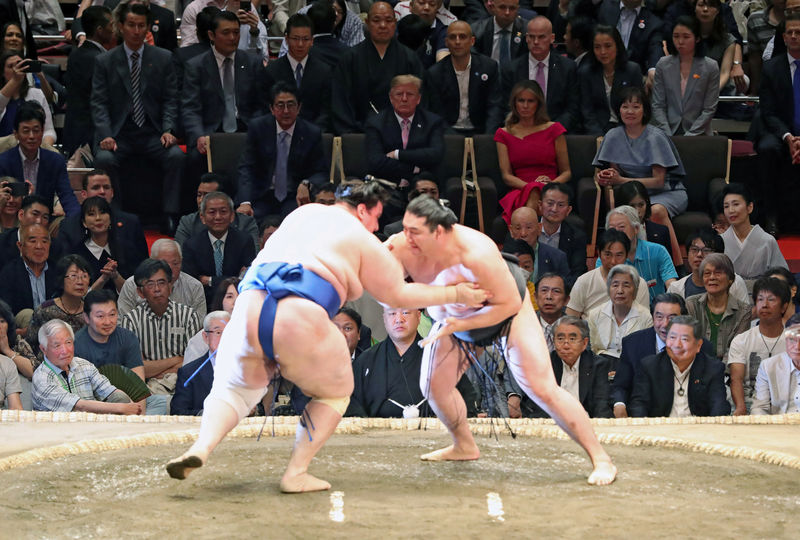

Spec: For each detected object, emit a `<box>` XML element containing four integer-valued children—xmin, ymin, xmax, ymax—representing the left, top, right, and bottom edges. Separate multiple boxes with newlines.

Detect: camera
<box><xmin>2</xmin><ymin>182</ymin><xmax>27</xmax><ymax>197</ymax></box>
<box><xmin>22</xmin><ymin>60</ymin><xmax>42</xmax><ymax>73</ymax></box>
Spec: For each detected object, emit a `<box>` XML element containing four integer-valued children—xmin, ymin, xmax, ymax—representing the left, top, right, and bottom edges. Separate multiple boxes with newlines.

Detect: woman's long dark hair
<box><xmin>588</xmin><ymin>25</ymin><xmax>629</xmax><ymax>70</ymax></box>
<box><xmin>210</xmin><ymin>277</ymin><xmax>241</xmax><ymax>312</ymax></box>
<box><xmin>0</xmin><ymin>49</ymin><xmax>29</xmax><ymax>98</ymax></box>
<box><xmin>81</xmin><ymin>196</ymin><xmax>125</xmax><ymax>272</ymax></box>
<box><xmin>693</xmin><ymin>0</ymin><xmax>727</xmax><ymax>47</ymax></box>
<box><xmin>0</xmin><ymin>298</ymin><xmax>17</xmax><ymax>345</ymax></box>
<box><xmin>616</xmin><ymin>180</ymin><xmax>652</xmax><ymax>221</ymax></box>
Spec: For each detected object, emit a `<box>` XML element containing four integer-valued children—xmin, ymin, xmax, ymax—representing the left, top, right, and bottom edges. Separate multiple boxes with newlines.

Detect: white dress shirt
<box><xmin>669</xmin><ymin>360</ymin><xmax>694</xmax><ymax>417</ymax></box>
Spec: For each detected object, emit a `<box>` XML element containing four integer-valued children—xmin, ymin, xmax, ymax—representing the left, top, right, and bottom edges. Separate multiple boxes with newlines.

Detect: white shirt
<box><xmin>528</xmin><ymin>53</ymin><xmax>550</xmax><ymax>92</ymax></box>
<box><xmin>669</xmin><ymin>360</ymin><xmax>694</xmax><ymax>418</ymax></box>
<box><xmin>617</xmin><ymin>2</ymin><xmax>641</xmax><ymax>48</ymax></box>
<box><xmin>287</xmin><ymin>53</ymin><xmax>308</xmax><ymax>74</ymax></box>
<box><xmin>587</xmin><ymin>301</ymin><xmax>653</xmax><ymax>358</ymax></box>
<box><xmin>18</xmin><ymin>147</ymin><xmax>40</xmax><ymax>190</ymax></box>
<box><xmin>452</xmin><ymin>58</ymin><xmax>474</xmax><ymax>130</ymax></box>
<box><xmin>655</xmin><ymin>333</ymin><xmax>666</xmax><ymax>353</ymax></box>
<box><xmin>539</xmin><ymin>223</ymin><xmax>561</xmax><ymax>248</ymax></box>
<box><xmin>791</xmin><ymin>364</ymin><xmax>800</xmax><ymax>413</ymax></box>
<box><xmin>727</xmin><ymin>326</ymin><xmax>786</xmax><ymax>404</ymax></box>
<box><xmin>560</xmin><ymin>358</ymin><xmax>580</xmax><ymax>400</ymax></box>
<box><xmin>84</xmin><ymin>238</ymin><xmax>111</xmax><ymax>260</ymax></box>
<box><xmin>567</xmin><ymin>267</ymin><xmax>651</xmax><ymax>317</ymax></box>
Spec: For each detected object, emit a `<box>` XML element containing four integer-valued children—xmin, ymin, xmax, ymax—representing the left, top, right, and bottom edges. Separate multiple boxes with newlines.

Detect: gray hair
<box><xmin>665</xmin><ymin>315</ymin><xmax>703</xmax><ymax>341</ymax></box>
<box><xmin>203</xmin><ymin>310</ymin><xmax>231</xmax><ymax>331</ymax></box>
<box><xmin>150</xmin><ymin>238</ymin><xmax>182</xmax><ymax>259</ymax></box>
<box><xmin>553</xmin><ymin>315</ymin><xmax>589</xmax><ymax>340</ymax></box>
<box><xmin>607</xmin><ymin>263</ymin><xmax>640</xmax><ymax>296</ymax></box>
<box><xmin>39</xmin><ymin>319</ymin><xmax>74</xmax><ymax>350</ymax></box>
<box><xmin>606</xmin><ymin>205</ymin><xmax>646</xmax><ymax>242</ymax></box>
<box><xmin>699</xmin><ymin>253</ymin><xmax>735</xmax><ymax>286</ymax></box>
<box><xmin>200</xmin><ymin>191</ymin><xmax>234</xmax><ymax>214</ymax></box>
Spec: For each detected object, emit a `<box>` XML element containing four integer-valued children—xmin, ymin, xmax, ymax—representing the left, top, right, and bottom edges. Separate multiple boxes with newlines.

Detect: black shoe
<box><xmin>764</xmin><ymin>215</ymin><xmax>780</xmax><ymax>237</ymax></box>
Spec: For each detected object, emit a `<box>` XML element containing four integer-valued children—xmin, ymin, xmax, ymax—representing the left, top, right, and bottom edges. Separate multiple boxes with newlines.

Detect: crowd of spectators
<box><xmin>0</xmin><ymin>0</ymin><xmax>798</xmax><ymax>420</ymax></box>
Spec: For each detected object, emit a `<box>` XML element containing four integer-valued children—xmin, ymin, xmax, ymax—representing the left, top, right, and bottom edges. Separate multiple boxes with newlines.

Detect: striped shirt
<box><xmin>120</xmin><ymin>300</ymin><xmax>201</xmax><ymax>362</ymax></box>
<box><xmin>32</xmin><ymin>357</ymin><xmax>117</xmax><ymax>412</ymax></box>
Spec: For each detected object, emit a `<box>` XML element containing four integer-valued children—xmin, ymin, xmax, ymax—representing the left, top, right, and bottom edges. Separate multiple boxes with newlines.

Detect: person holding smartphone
<box><xmin>0</xmin><ymin>50</ymin><xmax>56</xmax><ymax>146</ymax></box>
<box><xmin>0</xmin><ymin>176</ymin><xmax>27</xmax><ymax>232</ymax></box>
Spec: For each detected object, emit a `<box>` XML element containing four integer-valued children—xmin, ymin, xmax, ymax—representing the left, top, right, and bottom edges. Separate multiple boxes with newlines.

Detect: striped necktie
<box><xmin>130</xmin><ymin>50</ymin><xmax>145</xmax><ymax>127</ymax></box>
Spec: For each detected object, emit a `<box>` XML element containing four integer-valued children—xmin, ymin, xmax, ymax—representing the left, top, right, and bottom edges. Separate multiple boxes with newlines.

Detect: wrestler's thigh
<box><xmin>272</xmin><ymin>297</ymin><xmax>353</xmax><ymax>398</ymax></box>
<box><xmin>506</xmin><ymin>291</ymin><xmax>559</xmax><ymax>390</ymax></box>
<box><xmin>427</xmin><ymin>334</ymin><xmax>471</xmax><ymax>385</ymax></box>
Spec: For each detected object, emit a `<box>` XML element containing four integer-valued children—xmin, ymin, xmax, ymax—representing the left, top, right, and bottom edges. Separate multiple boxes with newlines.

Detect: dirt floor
<box><xmin>2</xmin><ymin>430</ymin><xmax>800</xmax><ymax>540</ymax></box>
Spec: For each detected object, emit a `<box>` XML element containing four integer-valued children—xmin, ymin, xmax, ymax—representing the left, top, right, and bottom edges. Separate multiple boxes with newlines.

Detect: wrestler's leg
<box><xmin>419</xmin><ymin>326</ymin><xmax>479</xmax><ymax>461</ymax></box>
<box><xmin>505</xmin><ymin>290</ymin><xmax>617</xmax><ymax>485</ymax></box>
<box><xmin>271</xmin><ymin>297</ymin><xmax>354</xmax><ymax>493</ymax></box>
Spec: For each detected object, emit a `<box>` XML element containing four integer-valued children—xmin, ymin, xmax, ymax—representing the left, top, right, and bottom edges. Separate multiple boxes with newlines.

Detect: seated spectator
<box><xmin>469</xmin><ymin>0</ymin><xmax>529</xmax><ymax>62</ymax></box>
<box><xmin>258</xmin><ymin>214</ymin><xmax>282</xmax><ymax>250</ymax></box>
<box><xmin>594</xmin><ymin>88</ymin><xmax>687</xmax><ymax>267</ymax></box>
<box><xmin>349</xmin><ymin>307</ymin><xmax>477</xmax><ymax>417</ymax></box>
<box><xmin>26</xmin><ymin>254</ymin><xmax>91</xmax><ymax>360</ymax></box>
<box><xmin>719</xmin><ymin>183</ymin><xmax>788</xmax><ymax>283</ymax></box>
<box><xmin>396</xmin><ymin>2</ymin><xmax>448</xmax><ymax>69</ymax></box>
<box><xmin>629</xmin><ymin>315</ymin><xmax>730</xmax><ymax>417</ymax></box>
<box><xmin>764</xmin><ymin>266</ymin><xmax>800</xmax><ymax>322</ymax></box>
<box><xmin>0</xmin><ymin>175</ymin><xmax>21</xmax><ymax>232</ymax></box>
<box><xmin>182</xmin><ymin>191</ymin><xmax>256</xmax><ymax>307</ymax></box>
<box><xmin>172</xmin><ymin>311</ymin><xmax>231</xmax><ymax>415</ymax></box>
<box><xmin>0</xmin><ymin>298</ymin><xmax>36</xmax><ymax>380</ymax></box>
<box><xmin>289</xmin><ymin>1</ymin><xmax>347</xmax><ymax>71</ymax></box>
<box><xmin>74</xmin><ymin>0</ymin><xmax>177</xmax><ymax>51</ymax></box>
<box><xmin>667</xmin><ymin>227</ymin><xmax>750</xmax><ymax>304</ymax></box>
<box><xmin>311</xmin><ymin>184</ymin><xmax>336</xmax><ymax>205</ymax></box>
<box><xmin>31</xmin><ymin>319</ymin><xmax>141</xmax><ymax>414</ymax></box>
<box><xmin>120</xmin><ymin>259</ymin><xmax>202</xmax><ymax>412</ymax></box>
<box><xmin>236</xmin><ymin>82</ymin><xmax>327</xmax><ymax>219</ymax></box>
<box><xmin>175</xmin><ymin>174</ymin><xmax>259</xmax><ymax>253</ymax></box>
<box><xmin>333</xmin><ymin>307</ymin><xmax>370</xmax><ymax>361</ymax></box>
<box><xmin>0</xmin><ymin>347</ymin><xmax>21</xmax><ymax>409</ymax></box>
<box><xmin>652</xmin><ymin>16</ymin><xmax>720</xmax><ymax>136</ymax></box>
<box><xmin>587</xmin><ymin>264</ymin><xmax>653</xmax><ymax>372</ymax></box>
<box><xmin>507</xmin><ymin>315</ymin><xmax>612</xmax><ymax>418</ymax></box>
<box><xmin>752</xmin><ymin>314</ymin><xmax>800</xmax><ymax>414</ymax></box>
<box><xmin>183</xmin><ymin>277</ymin><xmax>240</xmax><ymax>366</ymax></box>
<box><xmin>599</xmin><ymin>205</ymin><xmax>678</xmax><ymax>302</ymax></box>
<box><xmin>179</xmin><ymin>0</ymin><xmax>267</xmax><ymax>59</ymax></box>
<box><xmin>567</xmin><ymin>229</ymin><xmax>650</xmax><ymax>317</ymax></box>
<box><xmin>0</xmin><ymin>101</ymin><xmax>79</xmax><ymax>215</ymax></box>
<box><xmin>562</xmin><ymin>16</ymin><xmax>594</xmax><ymax>66</ymax></box>
<box><xmin>396</xmin><ymin>0</ymin><xmax>458</xmax><ymax>26</ymax></box>
<box><xmin>534</xmin><ymin>272</ymin><xmax>570</xmax><ymax>351</ymax></box>
<box><xmin>539</xmin><ymin>183</ymin><xmax>588</xmax><ymax>285</ymax></box>
<box><xmin>507</xmin><ymin>207</ymin><xmax>570</xmax><ymax>285</ymax></box>
<box><xmin>0</xmin><ymin>52</ymin><xmax>56</xmax><ymax>146</ymax></box>
<box><xmin>727</xmin><ymin>277</ymin><xmax>790</xmax><ymax>415</ymax></box>
<box><xmin>426</xmin><ymin>21</ymin><xmax>503</xmax><ymax>136</ymax></box>
<box><xmin>496</xmin><ymin>80</ymin><xmax>570</xmax><ymax>224</ymax></box>
<box><xmin>578</xmin><ymin>25</ymin><xmax>643</xmax><ymax>136</ymax></box>
<box><xmin>56</xmin><ymin>170</ymin><xmax>148</xmax><ymax>269</ymax></box>
<box><xmin>615</xmin><ymin>180</ymin><xmax>674</xmax><ymax>261</ymax></box>
<box><xmin>172</xmin><ymin>6</ymin><xmax>218</xmax><ymax>94</ymax></box>
<box><xmin>686</xmin><ymin>253</ymin><xmax>752</xmax><ymax>361</ymax></box>
<box><xmin>0</xmin><ymin>223</ymin><xmax>57</xmax><ymax>319</ymax></box>
<box><xmin>117</xmin><ymin>239</ymin><xmax>207</xmax><ymax>319</ymax></box>
<box><xmin>0</xmin><ymin>194</ymin><xmax>50</xmax><ymax>270</ymax></box>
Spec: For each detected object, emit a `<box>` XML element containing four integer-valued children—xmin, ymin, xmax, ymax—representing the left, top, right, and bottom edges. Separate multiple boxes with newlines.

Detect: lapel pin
<box><xmin>514</xmin><ymin>34</ymin><xmax>521</xmax><ymax>43</ymax></box>
<box><xmin>152</xmin><ymin>24</ymin><xmax>159</xmax><ymax>32</ymax></box>
<box><xmin>638</xmin><ymin>20</ymin><xmax>645</xmax><ymax>29</ymax></box>
<box><xmin>692</xmin><ymin>73</ymin><xmax>700</xmax><ymax>79</ymax></box>
<box><xmin>481</xmin><ymin>73</ymin><xmax>488</xmax><ymax>81</ymax></box>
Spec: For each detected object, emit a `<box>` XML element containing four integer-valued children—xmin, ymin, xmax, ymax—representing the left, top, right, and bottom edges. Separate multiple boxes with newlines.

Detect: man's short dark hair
<box><xmin>311</xmin><ymin>183</ymin><xmax>336</xmax><ymax>201</ymax></box>
<box><xmin>270</xmin><ymin>81</ymin><xmax>300</xmax><ymax>104</ymax></box>
<box><xmin>337</xmin><ymin>306</ymin><xmax>362</xmax><ymax>330</ymax></box>
<box><xmin>665</xmin><ymin>315</ymin><xmax>703</xmax><ymax>340</ymax></box>
<box><xmin>83</xmin><ymin>288</ymin><xmax>118</xmax><ymax>315</ymax></box>
<box><xmin>259</xmin><ymin>214</ymin><xmax>283</xmax><ymax>233</ymax></box>
<box><xmin>286</xmin><ymin>13</ymin><xmax>313</xmax><ymax>35</ymax></box>
<box><xmin>307</xmin><ymin>0</ymin><xmax>336</xmax><ymax>34</ymax></box>
<box><xmin>82</xmin><ymin>5</ymin><xmax>112</xmax><ymax>40</ymax></box>
<box><xmin>336</xmin><ymin>181</ymin><xmax>389</xmax><ymax>210</ymax></box>
<box><xmin>197</xmin><ymin>6</ymin><xmax>221</xmax><ymax>45</ymax></box>
<box><xmin>720</xmin><ymin>182</ymin><xmax>752</xmax><ymax>206</ymax></box>
<box><xmin>598</xmin><ymin>228</ymin><xmax>631</xmax><ymax>254</ymax></box>
<box><xmin>535</xmin><ymin>271</ymin><xmax>569</xmax><ymax>296</ymax></box>
<box><xmin>685</xmin><ymin>227</ymin><xmax>723</xmax><ymax>253</ymax></box>
<box><xmin>199</xmin><ymin>172</ymin><xmax>227</xmax><ymax>193</ymax></box>
<box><xmin>568</xmin><ymin>16</ymin><xmax>594</xmax><ymax>51</ymax></box>
<box><xmin>14</xmin><ymin>100</ymin><xmax>45</xmax><ymax>131</ymax></box>
<box><xmin>82</xmin><ymin>169</ymin><xmax>110</xmax><ymax>190</ymax></box>
<box><xmin>752</xmin><ymin>276</ymin><xmax>791</xmax><ymax>306</ymax></box>
<box><xmin>134</xmin><ymin>258</ymin><xmax>173</xmax><ymax>287</ymax></box>
<box><xmin>651</xmin><ymin>292</ymin><xmax>687</xmax><ymax>315</ymax></box>
<box><xmin>406</xmin><ymin>194</ymin><xmax>457</xmax><ymax>231</ymax></box>
<box><xmin>541</xmin><ymin>182</ymin><xmax>574</xmax><ymax>206</ymax></box>
<box><xmin>117</xmin><ymin>2</ymin><xmax>151</xmax><ymax>26</ymax></box>
<box><xmin>21</xmin><ymin>194</ymin><xmax>52</xmax><ymax>214</ymax></box>
<box><xmin>210</xmin><ymin>9</ymin><xmax>239</xmax><ymax>33</ymax></box>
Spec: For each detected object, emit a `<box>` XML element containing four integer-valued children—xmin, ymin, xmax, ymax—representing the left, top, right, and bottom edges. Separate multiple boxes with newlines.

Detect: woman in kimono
<box><xmin>719</xmin><ymin>183</ymin><xmax>788</xmax><ymax>287</ymax></box>
<box><xmin>593</xmin><ymin>86</ymin><xmax>687</xmax><ymax>267</ymax></box>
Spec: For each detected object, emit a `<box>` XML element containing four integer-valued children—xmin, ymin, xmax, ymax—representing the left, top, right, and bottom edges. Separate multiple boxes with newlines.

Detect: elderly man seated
<box><xmin>506</xmin><ymin>206</ymin><xmax>570</xmax><ymax>285</ymax></box>
<box><xmin>751</xmin><ymin>314</ymin><xmax>800</xmax><ymax>415</ymax></box>
<box><xmin>629</xmin><ymin>315</ymin><xmax>730</xmax><ymax>417</ymax></box>
<box><xmin>31</xmin><ymin>319</ymin><xmax>141</xmax><ymax>414</ymax></box>
<box><xmin>506</xmin><ymin>316</ymin><xmax>612</xmax><ymax>419</ymax></box>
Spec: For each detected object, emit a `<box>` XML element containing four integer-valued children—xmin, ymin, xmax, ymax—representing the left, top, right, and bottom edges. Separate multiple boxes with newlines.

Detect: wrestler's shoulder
<box><xmin>454</xmin><ymin>225</ymin><xmax>500</xmax><ymax>258</ymax></box>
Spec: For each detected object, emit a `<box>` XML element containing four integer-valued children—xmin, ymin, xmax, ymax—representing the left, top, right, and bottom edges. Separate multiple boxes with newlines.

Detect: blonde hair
<box><xmin>505</xmin><ymin>80</ymin><xmax>549</xmax><ymax>128</ymax></box>
<box><xmin>390</xmin><ymin>74</ymin><xmax>422</xmax><ymax>91</ymax></box>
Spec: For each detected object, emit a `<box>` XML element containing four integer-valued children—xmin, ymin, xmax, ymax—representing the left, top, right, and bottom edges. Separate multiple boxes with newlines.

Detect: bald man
<box><xmin>506</xmin><ymin>206</ymin><xmax>570</xmax><ymax>284</ymax></box>
<box><xmin>501</xmin><ymin>16</ymin><xmax>579</xmax><ymax>132</ymax></box>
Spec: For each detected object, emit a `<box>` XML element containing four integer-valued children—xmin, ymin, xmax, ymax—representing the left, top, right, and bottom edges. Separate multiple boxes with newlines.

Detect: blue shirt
<box><xmin>24</xmin><ymin>260</ymin><xmax>48</xmax><ymax>309</ymax></box>
<box><xmin>74</xmin><ymin>326</ymin><xmax>143</xmax><ymax>371</ymax></box>
<box><xmin>595</xmin><ymin>239</ymin><xmax>677</xmax><ymax>303</ymax></box>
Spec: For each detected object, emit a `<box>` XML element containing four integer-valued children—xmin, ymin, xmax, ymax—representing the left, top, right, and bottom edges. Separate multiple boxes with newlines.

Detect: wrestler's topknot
<box><xmin>406</xmin><ymin>195</ymin><xmax>457</xmax><ymax>232</ymax></box>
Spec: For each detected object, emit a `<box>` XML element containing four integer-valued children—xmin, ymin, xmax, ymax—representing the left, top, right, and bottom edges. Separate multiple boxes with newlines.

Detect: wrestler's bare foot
<box><xmin>280</xmin><ymin>472</ymin><xmax>332</xmax><ymax>493</ymax></box>
<box><xmin>166</xmin><ymin>454</ymin><xmax>205</xmax><ymax>480</ymax></box>
<box><xmin>587</xmin><ymin>460</ymin><xmax>617</xmax><ymax>486</ymax></box>
<box><xmin>421</xmin><ymin>444</ymin><xmax>480</xmax><ymax>461</ymax></box>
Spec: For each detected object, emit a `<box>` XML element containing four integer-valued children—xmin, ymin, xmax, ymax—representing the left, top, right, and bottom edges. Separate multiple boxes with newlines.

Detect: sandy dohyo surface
<box><xmin>2</xmin><ymin>429</ymin><xmax>800</xmax><ymax>539</ymax></box>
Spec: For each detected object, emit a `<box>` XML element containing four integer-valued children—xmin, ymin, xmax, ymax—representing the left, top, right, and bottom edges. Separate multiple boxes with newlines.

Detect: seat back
<box><xmin>207</xmin><ymin>132</ymin><xmax>248</xmax><ymax>177</ymax></box>
<box><xmin>671</xmin><ymin>135</ymin><xmax>730</xmax><ymax>213</ymax></box>
<box><xmin>340</xmin><ymin>133</ymin><xmax>368</xmax><ymax>179</ymax></box>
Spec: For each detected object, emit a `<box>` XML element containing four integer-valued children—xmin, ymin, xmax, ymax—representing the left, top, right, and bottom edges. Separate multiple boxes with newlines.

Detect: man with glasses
<box><xmin>538</xmin><ymin>183</ymin><xmax>587</xmax><ymax>286</ymax></box>
<box><xmin>121</xmin><ymin>258</ymin><xmax>202</xmax><ymax>414</ymax></box>
<box><xmin>265</xmin><ymin>13</ymin><xmax>333</xmax><ymax>130</ymax></box>
<box><xmin>0</xmin><ymin>194</ymin><xmax>52</xmax><ymax>272</ymax></box>
<box><xmin>236</xmin><ymin>82</ymin><xmax>327</xmax><ymax>219</ymax></box>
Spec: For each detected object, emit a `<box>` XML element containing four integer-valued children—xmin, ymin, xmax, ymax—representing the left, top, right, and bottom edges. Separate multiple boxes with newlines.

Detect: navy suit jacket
<box><xmin>426</xmin><ymin>52</ymin><xmax>504</xmax><ymax>135</ymax></box>
<box><xmin>0</xmin><ymin>257</ymin><xmax>58</xmax><ymax>315</ymax></box>
<box><xmin>759</xmin><ymin>53</ymin><xmax>797</xmax><ymax>139</ymax></box>
<box><xmin>502</xmin><ymin>51</ymin><xmax>580</xmax><ymax>132</ymax></box>
<box><xmin>628</xmin><ymin>350</ymin><xmax>730</xmax><ymax>417</ymax></box>
<box><xmin>535</xmin><ymin>242</ymin><xmax>571</xmax><ymax>284</ymax></box>
<box><xmin>578</xmin><ymin>60</ymin><xmax>643</xmax><ymax>135</ymax></box>
<box><xmin>182</xmin><ymin>48</ymin><xmax>266</xmax><ymax>146</ymax></box>
<box><xmin>556</xmin><ymin>219</ymin><xmax>588</xmax><ymax>288</ymax></box>
<box><xmin>57</xmin><ymin>209</ymin><xmax>148</xmax><ymax>268</ymax></box>
<box><xmin>64</xmin><ymin>40</ymin><xmax>106</xmax><ymax>154</ymax></box>
<box><xmin>597</xmin><ymin>0</ymin><xmax>664</xmax><ymax>72</ymax></box>
<box><xmin>364</xmin><ymin>107</ymin><xmax>445</xmax><ymax>183</ymax></box>
<box><xmin>171</xmin><ymin>353</ymin><xmax>213</xmax><ymax>415</ymax></box>
<box><xmin>0</xmin><ymin>147</ymin><xmax>80</xmax><ymax>216</ymax></box>
<box><xmin>265</xmin><ymin>54</ymin><xmax>332</xmax><ymax>130</ymax></box>
<box><xmin>236</xmin><ymin>114</ymin><xmax>327</xmax><ymax>205</ymax></box>
<box><xmin>470</xmin><ymin>16</ymin><xmax>529</xmax><ymax>60</ymax></box>
<box><xmin>613</xmin><ymin>326</ymin><xmax>716</xmax><ymax>406</ymax></box>
<box><xmin>181</xmin><ymin>226</ymin><xmax>256</xmax><ymax>301</ymax></box>
<box><xmin>308</xmin><ymin>35</ymin><xmax>346</xmax><ymax>70</ymax></box>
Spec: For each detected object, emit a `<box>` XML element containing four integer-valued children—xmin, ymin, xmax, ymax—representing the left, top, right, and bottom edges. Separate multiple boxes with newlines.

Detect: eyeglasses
<box><xmin>688</xmin><ymin>246</ymin><xmax>714</xmax><ymax>255</ymax></box>
<box><xmin>272</xmin><ymin>100</ymin><xmax>298</xmax><ymax>111</ymax></box>
<box><xmin>555</xmin><ymin>335</ymin><xmax>583</xmax><ymax>344</ymax></box>
<box><xmin>204</xmin><ymin>330</ymin><xmax>223</xmax><ymax>336</ymax></box>
<box><xmin>142</xmin><ymin>279</ymin><xmax>168</xmax><ymax>290</ymax></box>
<box><xmin>65</xmin><ymin>273</ymin><xmax>89</xmax><ymax>282</ymax></box>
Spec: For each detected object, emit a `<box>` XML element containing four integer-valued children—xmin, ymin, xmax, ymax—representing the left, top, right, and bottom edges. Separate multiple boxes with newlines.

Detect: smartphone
<box><xmin>23</xmin><ymin>60</ymin><xmax>42</xmax><ymax>73</ymax></box>
<box><xmin>3</xmin><ymin>182</ymin><xmax>27</xmax><ymax>197</ymax></box>
<box><xmin>240</xmin><ymin>0</ymin><xmax>251</xmax><ymax>12</ymax></box>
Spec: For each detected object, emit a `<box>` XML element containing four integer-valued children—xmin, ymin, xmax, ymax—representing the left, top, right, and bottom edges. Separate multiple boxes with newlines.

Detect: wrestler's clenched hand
<box><xmin>455</xmin><ymin>282</ymin><xmax>490</xmax><ymax>308</ymax></box>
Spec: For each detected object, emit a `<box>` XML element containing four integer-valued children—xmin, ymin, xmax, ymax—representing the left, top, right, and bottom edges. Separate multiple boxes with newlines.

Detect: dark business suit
<box><xmin>181</xmin><ymin>226</ymin><xmax>256</xmax><ymax>305</ymax></box>
<box><xmin>644</xmin><ymin>219</ymin><xmax>671</xmax><ymax>256</ymax></box>
<box><xmin>471</xmin><ymin>16</ymin><xmax>528</xmax><ymax>62</ymax></box>
<box><xmin>0</xmin><ymin>257</ymin><xmax>58</xmax><ymax>315</ymax></box>
<box><xmin>91</xmin><ymin>43</ymin><xmax>184</xmax><ymax>214</ymax></box>
<box><xmin>56</xmin><ymin>209</ymin><xmax>148</xmax><ymax>268</ymax></box>
<box><xmin>613</xmin><ymin>326</ymin><xmax>716</xmax><ymax>406</ymax></box>
<box><xmin>556</xmin><ymin>219</ymin><xmax>588</xmax><ymax>286</ymax></box>
<box><xmin>628</xmin><ymin>350</ymin><xmax>730</xmax><ymax>417</ymax></box>
<box><xmin>0</xmin><ymin>147</ymin><xmax>80</xmax><ymax>216</ymax></box>
<box><xmin>171</xmin><ymin>353</ymin><xmax>214</xmax><ymax>415</ymax></box>
<box><xmin>597</xmin><ymin>0</ymin><xmax>664</xmax><ymax>73</ymax></box>
<box><xmin>63</xmin><ymin>40</ymin><xmax>106</xmax><ymax>155</ymax></box>
<box><xmin>236</xmin><ymin>114</ymin><xmax>327</xmax><ymax>219</ymax></box>
<box><xmin>502</xmin><ymin>51</ymin><xmax>580</xmax><ymax>132</ymax></box>
<box><xmin>535</xmin><ymin>242</ymin><xmax>571</xmax><ymax>284</ymax></box>
<box><xmin>0</xmin><ymin>228</ymin><xmax>18</xmax><ymax>271</ymax></box>
<box><xmin>309</xmin><ymin>34</ymin><xmax>346</xmax><ymax>70</ymax></box>
<box><xmin>578</xmin><ymin>59</ymin><xmax>643</xmax><ymax>135</ymax></box>
<box><xmin>264</xmin><ymin>53</ymin><xmax>332</xmax><ymax>130</ymax></box>
<box><xmin>426</xmin><ymin>52</ymin><xmax>504</xmax><ymax>135</ymax></box>
<box><xmin>364</xmin><ymin>107</ymin><xmax>445</xmax><ymax>183</ymax></box>
<box><xmin>72</xmin><ymin>1</ymin><xmax>178</xmax><ymax>51</ymax></box>
<box><xmin>511</xmin><ymin>350</ymin><xmax>612</xmax><ymax>418</ymax></box>
<box><xmin>172</xmin><ymin>42</ymin><xmax>211</xmax><ymax>93</ymax></box>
